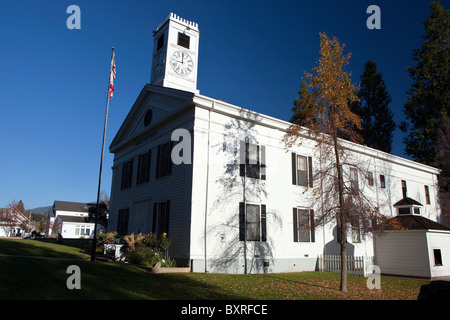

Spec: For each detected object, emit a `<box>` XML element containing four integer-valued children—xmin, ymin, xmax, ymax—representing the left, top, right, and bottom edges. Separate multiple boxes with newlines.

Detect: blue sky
<box><xmin>0</xmin><ymin>0</ymin><xmax>439</xmax><ymax>209</ymax></box>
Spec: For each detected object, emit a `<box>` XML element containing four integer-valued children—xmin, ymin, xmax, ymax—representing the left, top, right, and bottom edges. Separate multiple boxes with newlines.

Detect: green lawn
<box><xmin>0</xmin><ymin>238</ymin><xmax>428</xmax><ymax>300</ymax></box>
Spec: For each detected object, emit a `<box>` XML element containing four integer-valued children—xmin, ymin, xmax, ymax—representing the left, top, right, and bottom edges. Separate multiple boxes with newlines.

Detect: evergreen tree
<box><xmin>400</xmin><ymin>1</ymin><xmax>450</xmax><ymax>166</ymax></box>
<box><xmin>351</xmin><ymin>60</ymin><xmax>395</xmax><ymax>153</ymax></box>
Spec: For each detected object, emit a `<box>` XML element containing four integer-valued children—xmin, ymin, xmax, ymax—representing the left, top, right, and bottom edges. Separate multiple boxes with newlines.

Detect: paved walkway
<box><xmin>0</xmin><ymin>253</ymin><xmax>88</xmax><ymax>261</ymax></box>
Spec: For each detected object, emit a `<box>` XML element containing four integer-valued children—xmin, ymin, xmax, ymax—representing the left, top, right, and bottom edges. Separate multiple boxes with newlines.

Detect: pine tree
<box><xmin>400</xmin><ymin>1</ymin><xmax>450</xmax><ymax>166</ymax></box>
<box><xmin>351</xmin><ymin>60</ymin><xmax>395</xmax><ymax>153</ymax></box>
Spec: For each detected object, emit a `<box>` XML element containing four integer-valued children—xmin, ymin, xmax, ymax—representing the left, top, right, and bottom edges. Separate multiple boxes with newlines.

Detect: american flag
<box><xmin>108</xmin><ymin>52</ymin><xmax>116</xmax><ymax>100</ymax></box>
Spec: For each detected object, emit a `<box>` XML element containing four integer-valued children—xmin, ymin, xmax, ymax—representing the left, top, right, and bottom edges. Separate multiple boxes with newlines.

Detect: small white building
<box><xmin>107</xmin><ymin>13</ymin><xmax>449</xmax><ymax>277</ymax></box>
<box><xmin>49</xmin><ymin>201</ymin><xmax>96</xmax><ymax>239</ymax></box>
<box><xmin>374</xmin><ymin>198</ymin><xmax>450</xmax><ymax>279</ymax></box>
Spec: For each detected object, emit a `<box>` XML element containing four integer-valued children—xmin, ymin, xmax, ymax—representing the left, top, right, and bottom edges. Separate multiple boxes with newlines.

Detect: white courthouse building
<box><xmin>107</xmin><ymin>13</ymin><xmax>450</xmax><ymax>278</ymax></box>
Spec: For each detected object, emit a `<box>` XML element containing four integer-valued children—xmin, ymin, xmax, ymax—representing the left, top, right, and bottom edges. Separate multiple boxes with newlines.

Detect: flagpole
<box><xmin>91</xmin><ymin>46</ymin><xmax>115</xmax><ymax>262</ymax></box>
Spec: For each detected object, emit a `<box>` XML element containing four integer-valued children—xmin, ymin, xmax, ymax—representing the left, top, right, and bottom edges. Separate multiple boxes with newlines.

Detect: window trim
<box><xmin>401</xmin><ymin>180</ymin><xmax>407</xmax><ymax>198</ymax></box>
<box><xmin>156</xmin><ymin>141</ymin><xmax>173</xmax><ymax>179</ymax></box>
<box><xmin>117</xmin><ymin>208</ymin><xmax>130</xmax><ymax>236</ymax></box>
<box><xmin>137</xmin><ymin>150</ymin><xmax>151</xmax><ymax>185</ymax></box>
<box><xmin>121</xmin><ymin>159</ymin><xmax>133</xmax><ymax>190</ymax></box>
<box><xmin>152</xmin><ymin>200</ymin><xmax>170</xmax><ymax>237</ymax></box>
<box><xmin>380</xmin><ymin>174</ymin><xmax>386</xmax><ymax>188</ymax></box>
<box><xmin>425</xmin><ymin>185</ymin><xmax>431</xmax><ymax>205</ymax></box>
<box><xmin>240</xmin><ymin>141</ymin><xmax>266</xmax><ymax>180</ymax></box>
<box><xmin>293</xmin><ymin>207</ymin><xmax>315</xmax><ymax>243</ymax></box>
<box><xmin>367</xmin><ymin>171</ymin><xmax>374</xmax><ymax>187</ymax></box>
<box><xmin>239</xmin><ymin>202</ymin><xmax>267</xmax><ymax>242</ymax></box>
<box><xmin>291</xmin><ymin>152</ymin><xmax>313</xmax><ymax>188</ymax></box>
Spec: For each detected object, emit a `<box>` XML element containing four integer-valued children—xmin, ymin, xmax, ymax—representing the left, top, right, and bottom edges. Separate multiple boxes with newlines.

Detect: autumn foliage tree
<box><xmin>284</xmin><ymin>33</ymin><xmax>382</xmax><ymax>292</ymax></box>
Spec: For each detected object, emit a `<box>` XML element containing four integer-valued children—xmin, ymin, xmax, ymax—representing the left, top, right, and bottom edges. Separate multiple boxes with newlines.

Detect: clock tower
<box><xmin>150</xmin><ymin>13</ymin><xmax>200</xmax><ymax>94</ymax></box>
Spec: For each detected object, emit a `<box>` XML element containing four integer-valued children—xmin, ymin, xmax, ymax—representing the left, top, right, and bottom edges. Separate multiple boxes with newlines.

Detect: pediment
<box><xmin>109</xmin><ymin>84</ymin><xmax>195</xmax><ymax>153</ymax></box>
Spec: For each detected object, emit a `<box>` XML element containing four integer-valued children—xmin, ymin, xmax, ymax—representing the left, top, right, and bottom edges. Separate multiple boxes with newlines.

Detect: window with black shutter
<box><xmin>156</xmin><ymin>141</ymin><xmax>173</xmax><ymax>179</ymax></box>
<box><xmin>117</xmin><ymin>208</ymin><xmax>129</xmax><ymax>236</ymax></box>
<box><xmin>177</xmin><ymin>32</ymin><xmax>190</xmax><ymax>49</ymax></box>
<box><xmin>152</xmin><ymin>200</ymin><xmax>170</xmax><ymax>237</ymax></box>
<box><xmin>239</xmin><ymin>141</ymin><xmax>266</xmax><ymax>180</ymax></box>
<box><xmin>293</xmin><ymin>208</ymin><xmax>315</xmax><ymax>243</ymax></box>
<box><xmin>291</xmin><ymin>153</ymin><xmax>313</xmax><ymax>187</ymax></box>
<box><xmin>137</xmin><ymin>150</ymin><xmax>151</xmax><ymax>185</ymax></box>
<box><xmin>239</xmin><ymin>203</ymin><xmax>266</xmax><ymax>242</ymax></box>
<box><xmin>121</xmin><ymin>159</ymin><xmax>133</xmax><ymax>189</ymax></box>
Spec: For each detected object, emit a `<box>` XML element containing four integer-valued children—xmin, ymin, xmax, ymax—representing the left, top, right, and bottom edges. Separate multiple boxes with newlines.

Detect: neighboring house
<box><xmin>106</xmin><ymin>13</ymin><xmax>450</xmax><ymax>278</ymax></box>
<box><xmin>0</xmin><ymin>208</ymin><xmax>29</xmax><ymax>237</ymax></box>
<box><xmin>48</xmin><ymin>201</ymin><xmax>102</xmax><ymax>239</ymax></box>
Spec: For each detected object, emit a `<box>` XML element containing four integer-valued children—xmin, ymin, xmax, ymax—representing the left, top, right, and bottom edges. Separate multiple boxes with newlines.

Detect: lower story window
<box><xmin>434</xmin><ymin>249</ymin><xmax>443</xmax><ymax>266</ymax></box>
<box><xmin>75</xmin><ymin>225</ymin><xmax>91</xmax><ymax>237</ymax></box>
<box><xmin>293</xmin><ymin>208</ymin><xmax>315</xmax><ymax>242</ymax></box>
<box><xmin>239</xmin><ymin>202</ymin><xmax>267</xmax><ymax>242</ymax></box>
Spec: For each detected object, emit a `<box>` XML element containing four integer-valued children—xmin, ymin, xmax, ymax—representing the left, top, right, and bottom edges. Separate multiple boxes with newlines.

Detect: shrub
<box><xmin>121</xmin><ymin>232</ymin><xmax>175</xmax><ymax>267</ymax></box>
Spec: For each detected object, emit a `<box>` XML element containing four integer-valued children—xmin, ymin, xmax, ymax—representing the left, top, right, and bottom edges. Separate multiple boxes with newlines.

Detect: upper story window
<box><xmin>291</xmin><ymin>153</ymin><xmax>313</xmax><ymax>187</ymax></box>
<box><xmin>240</xmin><ymin>141</ymin><xmax>266</xmax><ymax>180</ymax></box>
<box><xmin>425</xmin><ymin>185</ymin><xmax>431</xmax><ymax>204</ymax></box>
<box><xmin>350</xmin><ymin>167</ymin><xmax>359</xmax><ymax>194</ymax></box>
<box><xmin>380</xmin><ymin>174</ymin><xmax>386</xmax><ymax>188</ymax></box>
<box><xmin>401</xmin><ymin>180</ymin><xmax>407</xmax><ymax>198</ymax></box>
<box><xmin>156</xmin><ymin>141</ymin><xmax>173</xmax><ymax>179</ymax></box>
<box><xmin>121</xmin><ymin>159</ymin><xmax>133</xmax><ymax>189</ymax></box>
<box><xmin>177</xmin><ymin>32</ymin><xmax>190</xmax><ymax>49</ymax></box>
<box><xmin>367</xmin><ymin>171</ymin><xmax>374</xmax><ymax>186</ymax></box>
<box><xmin>137</xmin><ymin>150</ymin><xmax>151</xmax><ymax>185</ymax></box>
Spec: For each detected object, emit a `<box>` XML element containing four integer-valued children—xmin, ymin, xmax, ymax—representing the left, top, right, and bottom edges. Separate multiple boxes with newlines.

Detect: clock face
<box><xmin>170</xmin><ymin>50</ymin><xmax>194</xmax><ymax>76</ymax></box>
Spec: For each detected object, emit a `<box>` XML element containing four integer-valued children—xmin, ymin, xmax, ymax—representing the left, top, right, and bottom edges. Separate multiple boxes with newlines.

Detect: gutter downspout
<box><xmin>204</xmin><ymin>101</ymin><xmax>213</xmax><ymax>273</ymax></box>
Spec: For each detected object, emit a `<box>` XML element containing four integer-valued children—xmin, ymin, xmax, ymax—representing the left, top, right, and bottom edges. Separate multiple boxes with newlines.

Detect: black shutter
<box><xmin>310</xmin><ymin>209</ymin><xmax>315</xmax><ymax>242</ymax></box>
<box><xmin>308</xmin><ymin>156</ymin><xmax>313</xmax><ymax>188</ymax></box>
<box><xmin>292</xmin><ymin>153</ymin><xmax>297</xmax><ymax>185</ymax></box>
<box><xmin>165</xmin><ymin>200</ymin><xmax>170</xmax><ymax>236</ymax></box>
<box><xmin>239</xmin><ymin>141</ymin><xmax>245</xmax><ymax>177</ymax></box>
<box><xmin>293</xmin><ymin>208</ymin><xmax>298</xmax><ymax>242</ymax></box>
<box><xmin>152</xmin><ymin>202</ymin><xmax>157</xmax><ymax>233</ymax></box>
<box><xmin>156</xmin><ymin>145</ymin><xmax>161</xmax><ymax>179</ymax></box>
<box><xmin>261</xmin><ymin>145</ymin><xmax>266</xmax><ymax>180</ymax></box>
<box><xmin>137</xmin><ymin>154</ymin><xmax>142</xmax><ymax>185</ymax></box>
<box><xmin>168</xmin><ymin>141</ymin><xmax>174</xmax><ymax>176</ymax></box>
<box><xmin>239</xmin><ymin>202</ymin><xmax>245</xmax><ymax>241</ymax></box>
<box><xmin>261</xmin><ymin>204</ymin><xmax>266</xmax><ymax>242</ymax></box>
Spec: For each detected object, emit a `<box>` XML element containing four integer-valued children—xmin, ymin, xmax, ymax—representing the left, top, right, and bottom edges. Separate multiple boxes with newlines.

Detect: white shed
<box><xmin>374</xmin><ymin>213</ymin><xmax>450</xmax><ymax>280</ymax></box>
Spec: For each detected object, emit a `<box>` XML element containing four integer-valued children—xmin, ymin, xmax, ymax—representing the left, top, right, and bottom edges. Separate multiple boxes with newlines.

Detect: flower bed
<box><xmin>99</xmin><ymin>232</ymin><xmax>182</xmax><ymax>270</ymax></box>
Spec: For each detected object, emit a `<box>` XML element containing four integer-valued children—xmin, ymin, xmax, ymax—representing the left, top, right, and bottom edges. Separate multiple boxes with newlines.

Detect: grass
<box><xmin>0</xmin><ymin>238</ymin><xmax>428</xmax><ymax>300</ymax></box>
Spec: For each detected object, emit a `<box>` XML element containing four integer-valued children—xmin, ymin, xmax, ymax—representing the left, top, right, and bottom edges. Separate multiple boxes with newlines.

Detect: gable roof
<box><xmin>109</xmin><ymin>84</ymin><xmax>195</xmax><ymax>153</ymax></box>
<box><xmin>385</xmin><ymin>215</ymin><xmax>450</xmax><ymax>231</ymax></box>
<box><xmin>53</xmin><ymin>201</ymin><xmax>90</xmax><ymax>213</ymax></box>
<box><xmin>57</xmin><ymin>215</ymin><xmax>92</xmax><ymax>223</ymax></box>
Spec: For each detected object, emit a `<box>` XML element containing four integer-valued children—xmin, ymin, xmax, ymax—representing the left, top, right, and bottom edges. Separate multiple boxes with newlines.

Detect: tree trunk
<box><xmin>334</xmin><ymin>135</ymin><xmax>347</xmax><ymax>292</ymax></box>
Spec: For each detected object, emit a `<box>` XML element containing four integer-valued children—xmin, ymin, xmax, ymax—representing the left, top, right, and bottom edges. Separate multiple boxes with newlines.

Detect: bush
<box><xmin>121</xmin><ymin>232</ymin><xmax>175</xmax><ymax>267</ymax></box>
